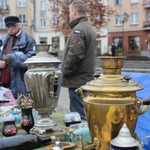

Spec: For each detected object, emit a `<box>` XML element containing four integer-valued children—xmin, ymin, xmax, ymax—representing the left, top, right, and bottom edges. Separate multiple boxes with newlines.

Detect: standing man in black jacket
<box><xmin>61</xmin><ymin>0</ymin><xmax>96</xmax><ymax>120</ymax></box>
<box><xmin>111</xmin><ymin>42</ymin><xmax>117</xmax><ymax>56</ymax></box>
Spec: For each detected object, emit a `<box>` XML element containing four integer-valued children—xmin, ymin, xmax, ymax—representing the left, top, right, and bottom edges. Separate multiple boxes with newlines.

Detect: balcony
<box><xmin>143</xmin><ymin>21</ymin><xmax>150</xmax><ymax>30</ymax></box>
<box><xmin>0</xmin><ymin>5</ymin><xmax>9</xmax><ymax>13</ymax></box>
<box><xmin>143</xmin><ymin>0</ymin><xmax>150</xmax><ymax>8</ymax></box>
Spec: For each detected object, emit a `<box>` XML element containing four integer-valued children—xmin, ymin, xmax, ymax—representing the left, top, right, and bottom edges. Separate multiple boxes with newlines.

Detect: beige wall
<box><xmin>108</xmin><ymin>1</ymin><xmax>147</xmax><ymax>32</ymax></box>
<box><xmin>4</xmin><ymin>0</ymin><xmax>34</xmax><ymax>35</ymax></box>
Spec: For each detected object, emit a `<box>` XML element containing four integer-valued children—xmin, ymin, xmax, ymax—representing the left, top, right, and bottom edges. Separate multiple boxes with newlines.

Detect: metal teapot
<box><xmin>110</xmin><ymin>123</ymin><xmax>150</xmax><ymax>150</ymax></box>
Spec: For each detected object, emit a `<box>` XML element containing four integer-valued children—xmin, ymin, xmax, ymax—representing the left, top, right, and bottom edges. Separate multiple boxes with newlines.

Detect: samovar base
<box><xmin>31</xmin><ymin>118</ymin><xmax>57</xmax><ymax>134</ymax></box>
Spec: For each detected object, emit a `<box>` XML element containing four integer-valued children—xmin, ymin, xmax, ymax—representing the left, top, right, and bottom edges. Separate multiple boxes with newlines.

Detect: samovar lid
<box><xmin>110</xmin><ymin>123</ymin><xmax>139</xmax><ymax>147</ymax></box>
<box><xmin>24</xmin><ymin>43</ymin><xmax>61</xmax><ymax>64</ymax></box>
<box><xmin>81</xmin><ymin>56</ymin><xmax>143</xmax><ymax>92</ymax></box>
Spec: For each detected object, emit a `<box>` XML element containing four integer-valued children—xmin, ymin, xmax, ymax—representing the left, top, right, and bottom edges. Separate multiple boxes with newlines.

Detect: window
<box><xmin>52</xmin><ymin>0</ymin><xmax>59</xmax><ymax>27</ymax></box>
<box><xmin>114</xmin><ymin>37</ymin><xmax>123</xmax><ymax>52</ymax></box>
<box><xmin>115</xmin><ymin>0</ymin><xmax>122</xmax><ymax>5</ymax></box>
<box><xmin>96</xmin><ymin>40</ymin><xmax>101</xmax><ymax>55</ymax></box>
<box><xmin>52</xmin><ymin>37</ymin><xmax>59</xmax><ymax>52</ymax></box>
<box><xmin>18</xmin><ymin>0</ymin><xmax>26</xmax><ymax>7</ymax></box>
<box><xmin>40</xmin><ymin>18</ymin><xmax>46</xmax><ymax>27</ymax></box>
<box><xmin>0</xmin><ymin>0</ymin><xmax>7</xmax><ymax>9</ymax></box>
<box><xmin>130</xmin><ymin>13</ymin><xmax>138</xmax><ymax>24</ymax></box>
<box><xmin>147</xmin><ymin>12</ymin><xmax>150</xmax><ymax>21</ymax></box>
<box><xmin>115</xmin><ymin>14</ymin><xmax>122</xmax><ymax>25</ymax></box>
<box><xmin>131</xmin><ymin>0</ymin><xmax>138</xmax><ymax>3</ymax></box>
<box><xmin>40</xmin><ymin>0</ymin><xmax>46</xmax><ymax>10</ymax></box>
<box><xmin>52</xmin><ymin>0</ymin><xmax>59</xmax><ymax>9</ymax></box>
<box><xmin>129</xmin><ymin>36</ymin><xmax>140</xmax><ymax>51</ymax></box>
<box><xmin>0</xmin><ymin>15</ymin><xmax>5</xmax><ymax>29</ymax></box>
<box><xmin>52</xmin><ymin>10</ymin><xmax>58</xmax><ymax>27</ymax></box>
<box><xmin>95</xmin><ymin>14</ymin><xmax>101</xmax><ymax>22</ymax></box>
<box><xmin>39</xmin><ymin>37</ymin><xmax>47</xmax><ymax>44</ymax></box>
<box><xmin>98</xmin><ymin>0</ymin><xmax>103</xmax><ymax>3</ymax></box>
<box><xmin>19</xmin><ymin>15</ymin><xmax>26</xmax><ymax>23</ymax></box>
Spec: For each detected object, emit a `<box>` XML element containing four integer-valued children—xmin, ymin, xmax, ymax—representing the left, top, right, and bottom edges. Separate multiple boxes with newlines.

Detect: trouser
<box><xmin>68</xmin><ymin>88</ymin><xmax>87</xmax><ymax>120</ymax></box>
<box><xmin>112</xmin><ymin>50</ymin><xmax>116</xmax><ymax>56</ymax></box>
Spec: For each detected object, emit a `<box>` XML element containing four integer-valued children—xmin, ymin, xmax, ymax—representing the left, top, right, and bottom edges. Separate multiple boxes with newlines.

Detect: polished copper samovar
<box><xmin>76</xmin><ymin>56</ymin><xmax>149</xmax><ymax>150</ymax></box>
<box><xmin>24</xmin><ymin>42</ymin><xmax>62</xmax><ymax>134</ymax></box>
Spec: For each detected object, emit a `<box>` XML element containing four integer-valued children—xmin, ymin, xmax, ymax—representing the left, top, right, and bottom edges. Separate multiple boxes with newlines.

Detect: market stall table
<box><xmin>0</xmin><ymin>112</ymin><xmax>79</xmax><ymax>150</ymax></box>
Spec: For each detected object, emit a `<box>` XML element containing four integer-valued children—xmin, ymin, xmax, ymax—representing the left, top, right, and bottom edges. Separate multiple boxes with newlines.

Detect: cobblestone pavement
<box><xmin>55</xmin><ymin>87</ymin><xmax>70</xmax><ymax>114</ymax></box>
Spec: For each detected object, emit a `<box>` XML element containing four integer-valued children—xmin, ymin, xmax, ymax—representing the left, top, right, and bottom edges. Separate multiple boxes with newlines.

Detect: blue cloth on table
<box><xmin>121</xmin><ymin>72</ymin><xmax>150</xmax><ymax>150</ymax></box>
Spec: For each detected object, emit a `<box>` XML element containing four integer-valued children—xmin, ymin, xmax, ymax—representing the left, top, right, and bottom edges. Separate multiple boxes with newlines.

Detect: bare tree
<box><xmin>48</xmin><ymin>0</ymin><xmax>115</xmax><ymax>36</ymax></box>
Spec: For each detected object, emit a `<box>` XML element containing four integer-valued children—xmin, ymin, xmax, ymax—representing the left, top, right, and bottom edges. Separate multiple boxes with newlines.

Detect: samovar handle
<box><xmin>75</xmin><ymin>88</ymin><xmax>85</xmax><ymax>99</ymax></box>
<box><xmin>135</xmin><ymin>97</ymin><xmax>150</xmax><ymax>115</ymax></box>
<box><xmin>139</xmin><ymin>135</ymin><xmax>150</xmax><ymax>150</ymax></box>
<box><xmin>141</xmin><ymin>97</ymin><xmax>150</xmax><ymax>105</ymax></box>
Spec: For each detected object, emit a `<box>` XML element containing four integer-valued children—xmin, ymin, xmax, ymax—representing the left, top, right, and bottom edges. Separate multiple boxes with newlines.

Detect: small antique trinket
<box><xmin>2</xmin><ymin>120</ymin><xmax>18</xmax><ymax>137</ymax></box>
<box><xmin>52</xmin><ymin>139</ymin><xmax>63</xmax><ymax>150</ymax></box>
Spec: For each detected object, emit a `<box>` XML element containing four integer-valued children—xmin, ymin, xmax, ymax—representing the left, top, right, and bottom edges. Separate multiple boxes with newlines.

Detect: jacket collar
<box><xmin>69</xmin><ymin>16</ymin><xmax>88</xmax><ymax>29</ymax></box>
<box><xmin>3</xmin><ymin>28</ymin><xmax>27</xmax><ymax>48</ymax></box>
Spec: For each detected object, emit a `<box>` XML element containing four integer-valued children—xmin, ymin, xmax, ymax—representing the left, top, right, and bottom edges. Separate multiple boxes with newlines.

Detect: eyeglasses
<box><xmin>6</xmin><ymin>24</ymin><xmax>17</xmax><ymax>29</ymax></box>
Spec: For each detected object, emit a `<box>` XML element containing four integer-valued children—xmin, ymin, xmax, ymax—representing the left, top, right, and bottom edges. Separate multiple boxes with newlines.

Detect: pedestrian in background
<box><xmin>61</xmin><ymin>0</ymin><xmax>96</xmax><ymax>120</ymax></box>
<box><xmin>111</xmin><ymin>42</ymin><xmax>117</xmax><ymax>56</ymax></box>
<box><xmin>0</xmin><ymin>16</ymin><xmax>36</xmax><ymax>99</ymax></box>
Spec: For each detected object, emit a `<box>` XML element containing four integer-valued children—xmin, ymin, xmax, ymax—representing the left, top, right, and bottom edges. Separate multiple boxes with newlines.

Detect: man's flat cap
<box><xmin>4</xmin><ymin>16</ymin><xmax>19</xmax><ymax>26</ymax></box>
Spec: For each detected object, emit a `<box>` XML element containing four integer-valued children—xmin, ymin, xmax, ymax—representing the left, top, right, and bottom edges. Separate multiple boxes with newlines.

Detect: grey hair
<box><xmin>71</xmin><ymin>0</ymin><xmax>87</xmax><ymax>15</ymax></box>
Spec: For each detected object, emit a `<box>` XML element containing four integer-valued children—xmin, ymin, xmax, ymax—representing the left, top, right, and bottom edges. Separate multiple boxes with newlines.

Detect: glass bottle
<box><xmin>0</xmin><ymin>133</ymin><xmax>56</xmax><ymax>150</ymax></box>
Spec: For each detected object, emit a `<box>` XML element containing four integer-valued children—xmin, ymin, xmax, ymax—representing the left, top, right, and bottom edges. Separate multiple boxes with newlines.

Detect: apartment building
<box><xmin>0</xmin><ymin>0</ymin><xmax>109</xmax><ymax>54</ymax></box>
<box><xmin>32</xmin><ymin>0</ymin><xmax>109</xmax><ymax>54</ymax></box>
<box><xmin>0</xmin><ymin>0</ymin><xmax>33</xmax><ymax>37</ymax></box>
<box><xmin>108</xmin><ymin>0</ymin><xmax>150</xmax><ymax>56</ymax></box>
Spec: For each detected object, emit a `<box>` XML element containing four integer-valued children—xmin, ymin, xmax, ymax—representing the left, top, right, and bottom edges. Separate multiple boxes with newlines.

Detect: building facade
<box><xmin>0</xmin><ymin>0</ymin><xmax>34</xmax><ymax>36</ymax></box>
<box><xmin>0</xmin><ymin>0</ymin><xmax>109</xmax><ymax>55</ymax></box>
<box><xmin>32</xmin><ymin>0</ymin><xmax>109</xmax><ymax>54</ymax></box>
<box><xmin>108</xmin><ymin>0</ymin><xmax>150</xmax><ymax>56</ymax></box>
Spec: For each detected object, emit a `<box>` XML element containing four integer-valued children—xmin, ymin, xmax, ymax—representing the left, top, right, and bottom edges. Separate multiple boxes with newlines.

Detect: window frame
<box><xmin>18</xmin><ymin>0</ymin><xmax>26</xmax><ymax>7</ymax></box>
<box><xmin>115</xmin><ymin>14</ymin><xmax>123</xmax><ymax>25</ymax></box>
<box><xmin>115</xmin><ymin>0</ymin><xmax>122</xmax><ymax>5</ymax></box>
<box><xmin>0</xmin><ymin>15</ymin><xmax>6</xmax><ymax>29</ymax></box>
<box><xmin>0</xmin><ymin>0</ymin><xmax>7</xmax><ymax>9</ymax></box>
<box><xmin>40</xmin><ymin>0</ymin><xmax>46</xmax><ymax>11</ymax></box>
<box><xmin>130</xmin><ymin>13</ymin><xmax>138</xmax><ymax>25</ymax></box>
<box><xmin>129</xmin><ymin>36</ymin><xmax>140</xmax><ymax>51</ymax></box>
<box><xmin>98</xmin><ymin>0</ymin><xmax>103</xmax><ymax>3</ymax></box>
<box><xmin>130</xmin><ymin>0</ymin><xmax>138</xmax><ymax>4</ymax></box>
<box><xmin>19</xmin><ymin>14</ymin><xmax>26</xmax><ymax>23</ymax></box>
<box><xmin>52</xmin><ymin>37</ymin><xmax>60</xmax><ymax>52</ymax></box>
<box><xmin>40</xmin><ymin>18</ymin><xmax>46</xmax><ymax>28</ymax></box>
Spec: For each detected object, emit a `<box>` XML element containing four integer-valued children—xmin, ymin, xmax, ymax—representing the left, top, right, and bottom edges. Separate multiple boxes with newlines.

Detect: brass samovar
<box><xmin>76</xmin><ymin>56</ymin><xmax>149</xmax><ymax>150</ymax></box>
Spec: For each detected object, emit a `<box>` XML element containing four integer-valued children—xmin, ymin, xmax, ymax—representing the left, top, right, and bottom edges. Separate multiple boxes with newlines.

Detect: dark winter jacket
<box><xmin>0</xmin><ymin>29</ymin><xmax>36</xmax><ymax>98</ymax></box>
<box><xmin>62</xmin><ymin>16</ymin><xmax>96</xmax><ymax>88</ymax></box>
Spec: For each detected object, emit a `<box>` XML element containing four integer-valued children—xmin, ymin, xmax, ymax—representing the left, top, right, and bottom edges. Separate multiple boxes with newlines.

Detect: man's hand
<box><xmin>0</xmin><ymin>61</ymin><xmax>7</xmax><ymax>69</ymax></box>
<box><xmin>3</xmin><ymin>54</ymin><xmax>9</xmax><ymax>62</ymax></box>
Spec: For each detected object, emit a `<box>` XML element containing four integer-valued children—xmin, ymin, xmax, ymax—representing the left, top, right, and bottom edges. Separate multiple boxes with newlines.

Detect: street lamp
<box><xmin>116</xmin><ymin>12</ymin><xmax>129</xmax><ymax>56</ymax></box>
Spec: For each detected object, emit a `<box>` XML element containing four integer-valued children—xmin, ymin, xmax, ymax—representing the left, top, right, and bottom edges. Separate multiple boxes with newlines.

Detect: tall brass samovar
<box><xmin>24</xmin><ymin>42</ymin><xmax>62</xmax><ymax>134</ymax></box>
<box><xmin>76</xmin><ymin>56</ymin><xmax>149</xmax><ymax>150</ymax></box>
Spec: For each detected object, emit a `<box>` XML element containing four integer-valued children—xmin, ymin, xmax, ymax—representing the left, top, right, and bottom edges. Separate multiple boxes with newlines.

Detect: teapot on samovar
<box><xmin>76</xmin><ymin>56</ymin><xmax>150</xmax><ymax>150</ymax></box>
